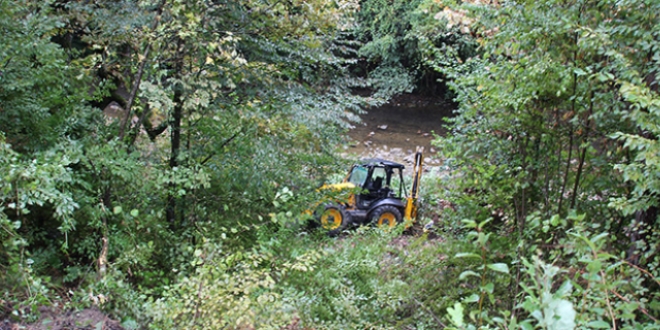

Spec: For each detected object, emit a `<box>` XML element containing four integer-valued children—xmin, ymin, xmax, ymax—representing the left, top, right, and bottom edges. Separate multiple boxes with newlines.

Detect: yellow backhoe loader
<box><xmin>316</xmin><ymin>150</ymin><xmax>423</xmax><ymax>235</ymax></box>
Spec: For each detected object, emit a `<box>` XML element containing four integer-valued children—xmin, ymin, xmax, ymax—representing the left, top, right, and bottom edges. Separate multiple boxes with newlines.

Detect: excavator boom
<box><xmin>404</xmin><ymin>150</ymin><xmax>423</xmax><ymax>222</ymax></box>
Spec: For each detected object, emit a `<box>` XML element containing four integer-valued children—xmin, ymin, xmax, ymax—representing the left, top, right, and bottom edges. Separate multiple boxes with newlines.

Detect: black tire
<box><xmin>370</xmin><ymin>205</ymin><xmax>402</xmax><ymax>230</ymax></box>
<box><xmin>319</xmin><ymin>205</ymin><xmax>351</xmax><ymax>237</ymax></box>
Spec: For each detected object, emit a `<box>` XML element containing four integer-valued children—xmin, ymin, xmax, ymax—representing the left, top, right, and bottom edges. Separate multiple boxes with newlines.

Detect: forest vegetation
<box><xmin>1</xmin><ymin>0</ymin><xmax>659</xmax><ymax>329</ymax></box>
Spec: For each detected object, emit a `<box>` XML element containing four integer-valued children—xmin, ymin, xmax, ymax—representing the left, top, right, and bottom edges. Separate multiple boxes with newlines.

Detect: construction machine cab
<box><xmin>348</xmin><ymin>159</ymin><xmax>405</xmax><ymax>208</ymax></box>
<box><xmin>318</xmin><ymin>151</ymin><xmax>423</xmax><ymax>234</ymax></box>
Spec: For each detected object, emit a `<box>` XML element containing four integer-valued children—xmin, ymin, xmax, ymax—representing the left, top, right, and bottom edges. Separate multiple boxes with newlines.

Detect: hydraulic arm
<box><xmin>404</xmin><ymin>150</ymin><xmax>423</xmax><ymax>222</ymax></box>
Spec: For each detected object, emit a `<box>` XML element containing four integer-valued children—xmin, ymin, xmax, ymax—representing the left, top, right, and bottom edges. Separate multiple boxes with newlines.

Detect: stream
<box><xmin>343</xmin><ymin>97</ymin><xmax>455</xmax><ymax>170</ymax></box>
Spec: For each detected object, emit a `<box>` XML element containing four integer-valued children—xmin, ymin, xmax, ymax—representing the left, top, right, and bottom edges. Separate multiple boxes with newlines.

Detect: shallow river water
<box><xmin>343</xmin><ymin>98</ymin><xmax>455</xmax><ymax>169</ymax></box>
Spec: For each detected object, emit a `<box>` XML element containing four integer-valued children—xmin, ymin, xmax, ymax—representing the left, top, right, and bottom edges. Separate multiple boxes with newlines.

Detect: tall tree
<box><xmin>1</xmin><ymin>0</ymin><xmax>376</xmax><ymax>306</ymax></box>
<box><xmin>411</xmin><ymin>1</ymin><xmax>660</xmax><ymax>326</ymax></box>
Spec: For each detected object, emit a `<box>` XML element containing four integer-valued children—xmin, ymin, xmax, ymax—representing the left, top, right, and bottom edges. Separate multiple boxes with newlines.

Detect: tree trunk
<box><xmin>97</xmin><ymin>176</ymin><xmax>112</xmax><ymax>279</ymax></box>
<box><xmin>166</xmin><ymin>89</ymin><xmax>183</xmax><ymax>228</ymax></box>
<box><xmin>166</xmin><ymin>40</ymin><xmax>185</xmax><ymax>228</ymax></box>
<box><xmin>117</xmin><ymin>2</ymin><xmax>165</xmax><ymax>141</ymax></box>
<box><xmin>570</xmin><ymin>93</ymin><xmax>593</xmax><ymax>209</ymax></box>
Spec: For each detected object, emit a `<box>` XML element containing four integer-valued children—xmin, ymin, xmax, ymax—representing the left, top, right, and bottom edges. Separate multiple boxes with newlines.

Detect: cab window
<box><xmin>347</xmin><ymin>166</ymin><xmax>368</xmax><ymax>186</ymax></box>
<box><xmin>371</xmin><ymin>167</ymin><xmax>386</xmax><ymax>182</ymax></box>
<box><xmin>389</xmin><ymin>170</ymin><xmax>402</xmax><ymax>198</ymax></box>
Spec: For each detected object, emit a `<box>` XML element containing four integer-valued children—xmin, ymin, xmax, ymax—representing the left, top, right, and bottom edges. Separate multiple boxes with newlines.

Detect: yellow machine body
<box><xmin>311</xmin><ymin>150</ymin><xmax>423</xmax><ymax>232</ymax></box>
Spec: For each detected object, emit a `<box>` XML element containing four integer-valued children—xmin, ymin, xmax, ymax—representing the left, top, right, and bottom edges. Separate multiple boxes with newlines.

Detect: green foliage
<box><xmin>145</xmin><ymin>239</ymin><xmax>310</xmax><ymax>329</ymax></box>
<box><xmin>140</xmin><ymin>227</ymin><xmax>483</xmax><ymax>329</ymax></box>
<box><xmin>0</xmin><ymin>0</ymin><xmax>401</xmax><ymax>324</ymax></box>
<box><xmin>448</xmin><ymin>219</ymin><xmax>511</xmax><ymax>328</ymax></box>
<box><xmin>0</xmin><ymin>137</ymin><xmax>81</xmax><ymax>317</ymax></box>
<box><xmin>434</xmin><ymin>0</ymin><xmax>659</xmax><ymax>251</ymax></box>
<box><xmin>0</xmin><ymin>1</ymin><xmax>94</xmax><ymax>152</ymax></box>
<box><xmin>4</xmin><ymin>0</ymin><xmax>660</xmax><ymax>328</ymax></box>
<box><xmin>429</xmin><ymin>0</ymin><xmax>660</xmax><ymax>328</ymax></box>
<box><xmin>517</xmin><ymin>257</ymin><xmax>576</xmax><ymax>330</ymax></box>
<box><xmin>353</xmin><ymin>0</ymin><xmax>478</xmax><ymax>95</ymax></box>
<box><xmin>357</xmin><ymin>0</ymin><xmax>420</xmax><ymax>64</ymax></box>
<box><xmin>284</xmin><ymin>231</ymin><xmax>405</xmax><ymax>327</ymax></box>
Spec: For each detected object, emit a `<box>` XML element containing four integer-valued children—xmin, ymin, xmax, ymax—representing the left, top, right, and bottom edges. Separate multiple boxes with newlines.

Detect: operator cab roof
<box><xmin>359</xmin><ymin>158</ymin><xmax>405</xmax><ymax>169</ymax></box>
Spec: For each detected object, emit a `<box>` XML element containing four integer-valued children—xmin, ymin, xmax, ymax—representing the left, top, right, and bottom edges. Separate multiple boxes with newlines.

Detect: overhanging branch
<box><xmin>200</xmin><ymin>130</ymin><xmax>241</xmax><ymax>165</ymax></box>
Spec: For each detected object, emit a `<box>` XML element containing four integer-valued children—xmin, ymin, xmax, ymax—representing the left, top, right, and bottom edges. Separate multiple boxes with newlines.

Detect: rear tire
<box><xmin>319</xmin><ymin>205</ymin><xmax>351</xmax><ymax>237</ymax></box>
<box><xmin>371</xmin><ymin>205</ymin><xmax>402</xmax><ymax>230</ymax></box>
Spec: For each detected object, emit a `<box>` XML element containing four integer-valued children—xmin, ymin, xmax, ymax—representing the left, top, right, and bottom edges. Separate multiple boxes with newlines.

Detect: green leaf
<box><xmin>461</xmin><ymin>219</ymin><xmax>477</xmax><ymax>228</ymax></box>
<box><xmin>463</xmin><ymin>293</ymin><xmax>480</xmax><ymax>303</ymax></box>
<box><xmin>446</xmin><ymin>302</ymin><xmax>464</xmax><ymax>327</ymax></box>
<box><xmin>477</xmin><ymin>218</ymin><xmax>492</xmax><ymax>230</ymax></box>
<box><xmin>555</xmin><ymin>281</ymin><xmax>572</xmax><ymax>297</ymax></box>
<box><xmin>590</xmin><ymin>232</ymin><xmax>609</xmax><ymax>245</ymax></box>
<box><xmin>130</xmin><ymin>209</ymin><xmax>139</xmax><ymax>217</ymax></box>
<box><xmin>549</xmin><ymin>214</ymin><xmax>560</xmax><ymax>226</ymax></box>
<box><xmin>567</xmin><ymin>211</ymin><xmax>585</xmax><ymax>222</ymax></box>
<box><xmin>586</xmin><ymin>320</ymin><xmax>611</xmax><ymax>329</ymax></box>
<box><xmin>587</xmin><ymin>260</ymin><xmax>602</xmax><ymax>274</ymax></box>
<box><xmin>459</xmin><ymin>270</ymin><xmax>480</xmax><ymax>280</ymax></box>
<box><xmin>596</xmin><ymin>72</ymin><xmax>610</xmax><ymax>82</ymax></box>
<box><xmin>573</xmin><ymin>68</ymin><xmax>587</xmax><ymax>76</ymax></box>
<box><xmin>545</xmin><ymin>299</ymin><xmax>575</xmax><ymax>330</ymax></box>
<box><xmin>519</xmin><ymin>321</ymin><xmax>534</xmax><ymax>330</ymax></box>
<box><xmin>113</xmin><ymin>206</ymin><xmax>123</xmax><ymax>215</ymax></box>
<box><xmin>482</xmin><ymin>282</ymin><xmax>494</xmax><ymax>294</ymax></box>
<box><xmin>487</xmin><ymin>263</ymin><xmax>509</xmax><ymax>274</ymax></box>
<box><xmin>455</xmin><ymin>252</ymin><xmax>481</xmax><ymax>259</ymax></box>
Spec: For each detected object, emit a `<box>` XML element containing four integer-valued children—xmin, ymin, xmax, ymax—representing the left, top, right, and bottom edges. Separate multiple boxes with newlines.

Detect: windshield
<box><xmin>347</xmin><ymin>166</ymin><xmax>369</xmax><ymax>186</ymax></box>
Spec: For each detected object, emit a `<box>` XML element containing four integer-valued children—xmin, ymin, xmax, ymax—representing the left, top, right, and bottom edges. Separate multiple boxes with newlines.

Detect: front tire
<box><xmin>371</xmin><ymin>205</ymin><xmax>402</xmax><ymax>230</ymax></box>
<box><xmin>319</xmin><ymin>205</ymin><xmax>351</xmax><ymax>236</ymax></box>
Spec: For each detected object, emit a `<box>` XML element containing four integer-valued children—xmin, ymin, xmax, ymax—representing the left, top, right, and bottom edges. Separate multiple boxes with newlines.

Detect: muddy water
<box><xmin>343</xmin><ymin>99</ymin><xmax>455</xmax><ymax>168</ymax></box>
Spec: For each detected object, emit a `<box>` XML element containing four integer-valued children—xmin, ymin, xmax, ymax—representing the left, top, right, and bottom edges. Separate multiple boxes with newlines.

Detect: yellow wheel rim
<box><xmin>321</xmin><ymin>208</ymin><xmax>342</xmax><ymax>230</ymax></box>
<box><xmin>377</xmin><ymin>212</ymin><xmax>397</xmax><ymax>229</ymax></box>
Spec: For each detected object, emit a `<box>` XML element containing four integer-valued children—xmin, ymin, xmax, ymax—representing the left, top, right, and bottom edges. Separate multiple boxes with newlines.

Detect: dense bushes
<box><xmin>1</xmin><ymin>0</ymin><xmax>368</xmax><ymax>322</ymax></box>
<box><xmin>426</xmin><ymin>0</ymin><xmax>660</xmax><ymax>327</ymax></box>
